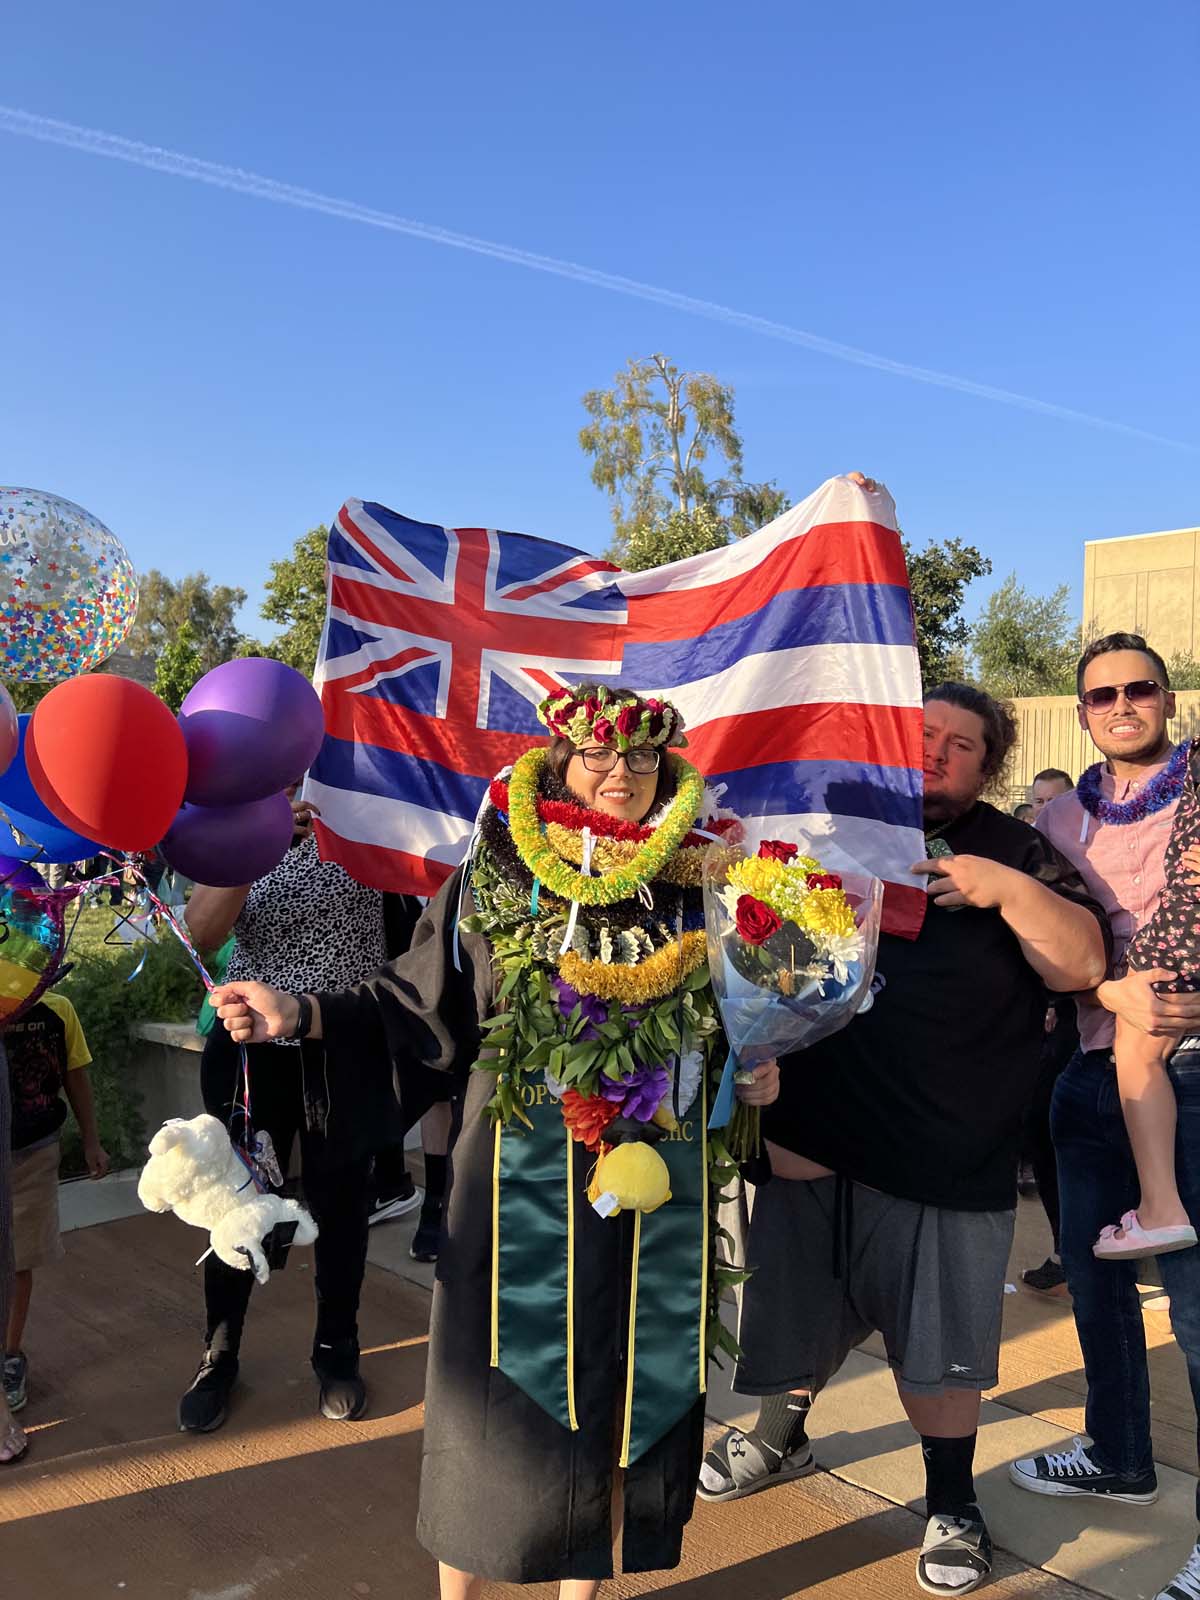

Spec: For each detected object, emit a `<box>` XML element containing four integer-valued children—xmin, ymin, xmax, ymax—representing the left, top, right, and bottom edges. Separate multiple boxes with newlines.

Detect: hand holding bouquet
<box><xmin>703</xmin><ymin>838</ymin><xmax>883</xmax><ymax>1159</ymax></box>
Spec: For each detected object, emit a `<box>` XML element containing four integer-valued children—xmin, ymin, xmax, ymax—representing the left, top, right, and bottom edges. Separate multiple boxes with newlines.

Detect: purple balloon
<box><xmin>0</xmin><ymin>854</ymin><xmax>45</xmax><ymax>890</ymax></box>
<box><xmin>160</xmin><ymin>792</ymin><xmax>295</xmax><ymax>888</ymax></box>
<box><xmin>179</xmin><ymin>658</ymin><xmax>326</xmax><ymax>807</ymax></box>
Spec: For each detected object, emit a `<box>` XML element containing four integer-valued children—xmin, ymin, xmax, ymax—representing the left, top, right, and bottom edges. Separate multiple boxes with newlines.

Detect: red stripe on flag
<box><xmin>505</xmin><ymin>558</ymin><xmax>621</xmax><ymax>602</ymax></box>
<box><xmin>626</xmin><ymin>522</ymin><xmax>909</xmax><ymax>642</ymax></box>
<box><xmin>686</xmin><ymin>704</ymin><xmax>922</xmax><ymax>774</ymax></box>
<box><xmin>882</xmin><ymin>882</ymin><xmax>927</xmax><ymax>940</ymax></box>
<box><xmin>321</xmin><ymin>688</ymin><xmax>536</xmax><ymax>779</ymax></box>
<box><xmin>314</xmin><ymin>821</ymin><xmax>456</xmax><ymax>897</ymax></box>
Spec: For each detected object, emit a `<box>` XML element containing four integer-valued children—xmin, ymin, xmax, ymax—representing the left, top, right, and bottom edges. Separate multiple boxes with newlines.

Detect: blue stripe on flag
<box><xmin>712</xmin><ymin>759</ymin><xmax>922</xmax><ymax>830</ymax></box>
<box><xmin>310</xmin><ymin>735</ymin><xmax>486</xmax><ymax>822</ymax></box>
<box><xmin>620</xmin><ymin>583</ymin><xmax>913</xmax><ymax>687</ymax></box>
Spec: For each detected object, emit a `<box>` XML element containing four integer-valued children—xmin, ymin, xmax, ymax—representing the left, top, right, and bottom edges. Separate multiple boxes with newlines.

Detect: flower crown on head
<box><xmin>536</xmin><ymin>684</ymin><xmax>687</xmax><ymax>751</ymax></box>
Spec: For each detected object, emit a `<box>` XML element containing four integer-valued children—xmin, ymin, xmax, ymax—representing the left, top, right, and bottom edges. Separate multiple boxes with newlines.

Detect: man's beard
<box><xmin>1094</xmin><ymin>726</ymin><xmax>1171</xmax><ymax>766</ymax></box>
<box><xmin>922</xmin><ymin>789</ymin><xmax>979</xmax><ymax>827</ymax></box>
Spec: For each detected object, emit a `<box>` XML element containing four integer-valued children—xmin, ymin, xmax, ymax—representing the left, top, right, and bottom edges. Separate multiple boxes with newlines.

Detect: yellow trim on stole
<box><xmin>619</xmin><ymin>1210</ymin><xmax>643</xmax><ymax>1469</ymax></box>
<box><xmin>490</xmin><ymin>1120</ymin><xmax>501</xmax><ymax>1368</ymax></box>
<box><xmin>699</xmin><ymin>1069</ymin><xmax>709</xmax><ymax>1394</ymax></box>
<box><xmin>565</xmin><ymin>1129</ymin><xmax>579</xmax><ymax>1430</ymax></box>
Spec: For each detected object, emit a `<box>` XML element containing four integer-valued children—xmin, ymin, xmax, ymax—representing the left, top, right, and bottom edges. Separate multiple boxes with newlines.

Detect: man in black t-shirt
<box><xmin>700</xmin><ymin>684</ymin><xmax>1110</xmax><ymax>1597</ymax></box>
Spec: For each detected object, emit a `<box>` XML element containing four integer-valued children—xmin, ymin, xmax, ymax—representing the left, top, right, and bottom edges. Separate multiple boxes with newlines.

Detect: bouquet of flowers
<box><xmin>702</xmin><ymin>838</ymin><xmax>883</xmax><ymax>1158</ymax></box>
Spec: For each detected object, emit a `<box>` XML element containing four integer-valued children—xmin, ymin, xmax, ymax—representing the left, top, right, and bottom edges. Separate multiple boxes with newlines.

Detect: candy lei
<box><xmin>506</xmin><ymin>748</ymin><xmax>706</xmax><ymax>905</ymax></box>
<box><xmin>1077</xmin><ymin>740</ymin><xmax>1192</xmax><ymax>825</ymax></box>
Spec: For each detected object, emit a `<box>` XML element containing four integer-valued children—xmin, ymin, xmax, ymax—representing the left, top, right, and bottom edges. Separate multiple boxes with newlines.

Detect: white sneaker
<box><xmin>368</xmin><ymin>1185</ymin><xmax>423</xmax><ymax>1226</ymax></box>
<box><xmin>1158</xmin><ymin>1541</ymin><xmax>1200</xmax><ymax>1600</ymax></box>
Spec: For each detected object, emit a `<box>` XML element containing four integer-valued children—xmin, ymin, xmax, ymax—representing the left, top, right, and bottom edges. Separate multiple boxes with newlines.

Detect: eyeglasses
<box><xmin>1079</xmin><ymin>679</ymin><xmax>1166</xmax><ymax>713</ymax></box>
<box><xmin>575</xmin><ymin>746</ymin><xmax>661</xmax><ymax>774</ymax></box>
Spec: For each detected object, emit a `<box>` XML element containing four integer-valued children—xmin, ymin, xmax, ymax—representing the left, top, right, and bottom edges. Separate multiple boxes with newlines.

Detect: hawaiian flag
<box><xmin>309</xmin><ymin>475</ymin><xmax>925</xmax><ymax>936</ymax></box>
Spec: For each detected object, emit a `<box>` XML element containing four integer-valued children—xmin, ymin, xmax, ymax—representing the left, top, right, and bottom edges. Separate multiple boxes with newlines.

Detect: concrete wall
<box><xmin>1083</xmin><ymin>528</ymin><xmax>1200</xmax><ymax>661</ymax></box>
<box><xmin>1005</xmin><ymin>689</ymin><xmax>1200</xmax><ymax>807</ymax></box>
<box><xmin>128</xmin><ymin>1021</ymin><xmax>206</xmax><ymax>1142</ymax></box>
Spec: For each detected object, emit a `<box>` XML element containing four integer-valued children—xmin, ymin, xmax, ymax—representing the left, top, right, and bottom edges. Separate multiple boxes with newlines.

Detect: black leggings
<box><xmin>200</xmin><ymin>1032</ymin><xmax>371</xmax><ymax>1356</ymax></box>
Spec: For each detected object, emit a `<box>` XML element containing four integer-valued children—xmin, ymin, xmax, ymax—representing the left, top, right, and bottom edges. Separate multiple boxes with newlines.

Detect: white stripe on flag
<box><xmin>620</xmin><ymin>475</ymin><xmax>899</xmax><ymax>596</ymax></box>
<box><xmin>305</xmin><ymin>778</ymin><xmax>471</xmax><ymax>865</ymax></box>
<box><xmin>654</xmin><ymin>643</ymin><xmax>922</xmax><ymax>714</ymax></box>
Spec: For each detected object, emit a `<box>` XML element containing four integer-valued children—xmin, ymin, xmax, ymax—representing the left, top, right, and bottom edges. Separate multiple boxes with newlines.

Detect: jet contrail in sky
<box><xmin>1</xmin><ymin>103</ymin><xmax>1190</xmax><ymax>453</ymax></box>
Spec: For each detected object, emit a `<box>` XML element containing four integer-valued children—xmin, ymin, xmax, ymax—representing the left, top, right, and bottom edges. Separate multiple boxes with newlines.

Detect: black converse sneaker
<box><xmin>1157</xmin><ymin>1541</ymin><xmax>1200</xmax><ymax>1599</ymax></box>
<box><xmin>1008</xmin><ymin>1437</ymin><xmax>1158</xmax><ymax>1502</ymax></box>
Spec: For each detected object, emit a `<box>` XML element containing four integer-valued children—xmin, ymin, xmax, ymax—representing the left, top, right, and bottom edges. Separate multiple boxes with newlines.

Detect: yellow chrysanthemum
<box><xmin>727</xmin><ymin>857</ymin><xmax>786</xmax><ymax>899</ymax></box>
<box><xmin>796</xmin><ymin>888</ymin><xmax>857</xmax><ymax>938</ymax></box>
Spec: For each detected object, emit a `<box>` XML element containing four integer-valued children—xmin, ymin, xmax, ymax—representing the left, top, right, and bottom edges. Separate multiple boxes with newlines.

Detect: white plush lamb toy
<box><xmin>138</xmin><ymin>1114</ymin><xmax>317</xmax><ymax>1284</ymax></box>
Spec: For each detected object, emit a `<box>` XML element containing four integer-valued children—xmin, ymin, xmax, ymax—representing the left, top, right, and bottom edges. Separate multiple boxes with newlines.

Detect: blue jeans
<box><xmin>1052</xmin><ymin>1046</ymin><xmax>1200</xmax><ymax>1519</ymax></box>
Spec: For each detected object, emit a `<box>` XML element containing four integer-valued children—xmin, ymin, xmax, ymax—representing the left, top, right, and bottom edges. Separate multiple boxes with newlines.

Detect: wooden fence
<box><xmin>1003</xmin><ymin>691</ymin><xmax>1200</xmax><ymax>808</ymax></box>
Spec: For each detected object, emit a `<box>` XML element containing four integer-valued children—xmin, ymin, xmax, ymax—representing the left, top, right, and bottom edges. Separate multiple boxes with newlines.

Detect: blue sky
<box><xmin>2</xmin><ymin>1</ymin><xmax>1197</xmax><ymax>637</ymax></box>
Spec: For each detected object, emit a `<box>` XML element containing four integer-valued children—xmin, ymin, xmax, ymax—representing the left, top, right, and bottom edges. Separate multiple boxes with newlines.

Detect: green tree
<box><xmin>971</xmin><ymin>574</ymin><xmax>1078</xmax><ymax>698</ymax></box>
<box><xmin>1166</xmin><ymin>653</ymin><xmax>1200</xmax><ymax>691</ymax></box>
<box><xmin>621</xmin><ymin>505</ymin><xmax>731</xmax><ymax>573</ymax></box>
<box><xmin>125</xmin><ymin>570</ymin><xmax>248</xmax><ymax>674</ymax></box>
<box><xmin>580</xmin><ymin>354</ymin><xmax>747</xmax><ymax>563</ymax></box>
<box><xmin>725</xmin><ymin>480</ymin><xmax>792</xmax><ymax>539</ymax></box>
<box><xmin>153</xmin><ymin>621</ymin><xmax>204</xmax><ymax>711</ymax></box>
<box><xmin>903</xmin><ymin>537</ymin><xmax>993</xmax><ymax>685</ymax></box>
<box><xmin>254</xmin><ymin>525</ymin><xmax>329</xmax><ymax>675</ymax></box>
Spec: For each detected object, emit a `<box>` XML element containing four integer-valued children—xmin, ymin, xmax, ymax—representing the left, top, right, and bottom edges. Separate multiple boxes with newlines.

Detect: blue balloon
<box><xmin>0</xmin><ymin>715</ymin><xmax>101</xmax><ymax>863</ymax></box>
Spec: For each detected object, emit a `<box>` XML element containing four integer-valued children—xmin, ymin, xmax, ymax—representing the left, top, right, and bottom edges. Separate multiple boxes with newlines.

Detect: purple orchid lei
<box><xmin>1077</xmin><ymin>739</ymin><xmax>1191</xmax><ymax>825</ymax></box>
<box><xmin>598</xmin><ymin>1063</ymin><xmax>671</xmax><ymax>1121</ymax></box>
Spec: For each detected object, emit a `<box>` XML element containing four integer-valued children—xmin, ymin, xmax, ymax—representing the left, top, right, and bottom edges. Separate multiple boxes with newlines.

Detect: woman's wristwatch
<box><xmin>287</xmin><ymin>992</ymin><xmax>313</xmax><ymax>1041</ymax></box>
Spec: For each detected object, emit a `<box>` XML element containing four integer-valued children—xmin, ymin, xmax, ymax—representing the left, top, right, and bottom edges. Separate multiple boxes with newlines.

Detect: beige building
<box><xmin>1083</xmin><ymin>526</ymin><xmax>1200</xmax><ymax>661</ymax></box>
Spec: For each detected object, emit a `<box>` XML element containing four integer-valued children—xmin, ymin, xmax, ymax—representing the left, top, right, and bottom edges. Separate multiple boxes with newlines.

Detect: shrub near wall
<box><xmin>57</xmin><ymin>938</ymin><xmax>205</xmax><ymax>1177</ymax></box>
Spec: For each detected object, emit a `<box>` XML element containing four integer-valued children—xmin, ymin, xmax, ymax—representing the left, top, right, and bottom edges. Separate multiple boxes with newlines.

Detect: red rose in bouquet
<box><xmin>758</xmin><ymin>840</ymin><xmax>798</xmax><ymax>863</ymax></box>
<box><xmin>806</xmin><ymin>871</ymin><xmax>843</xmax><ymax>891</ymax></box>
<box><xmin>735</xmin><ymin>894</ymin><xmax>782</xmax><ymax>946</ymax></box>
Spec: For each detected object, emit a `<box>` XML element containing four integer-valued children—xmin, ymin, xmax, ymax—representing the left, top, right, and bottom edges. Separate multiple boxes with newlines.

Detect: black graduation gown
<box><xmin>316</xmin><ymin>871</ymin><xmax>706</xmax><ymax>1583</ymax></box>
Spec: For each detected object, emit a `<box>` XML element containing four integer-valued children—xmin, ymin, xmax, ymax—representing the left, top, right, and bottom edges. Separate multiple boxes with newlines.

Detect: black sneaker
<box><xmin>312</xmin><ymin>1337</ymin><xmax>367</xmax><ymax>1421</ymax></box>
<box><xmin>369</xmin><ymin>1175</ymin><xmax>423</xmax><ymax>1227</ymax></box>
<box><xmin>1009</xmin><ymin>1437</ymin><xmax>1158</xmax><ymax>1502</ymax></box>
<box><xmin>410</xmin><ymin>1202</ymin><xmax>443</xmax><ymax>1263</ymax></box>
<box><xmin>3</xmin><ymin>1351</ymin><xmax>28</xmax><ymax>1413</ymax></box>
<box><xmin>178</xmin><ymin>1350</ymin><xmax>239</xmax><ymax>1433</ymax></box>
<box><xmin>1021</xmin><ymin>1258</ymin><xmax>1070</xmax><ymax>1299</ymax></box>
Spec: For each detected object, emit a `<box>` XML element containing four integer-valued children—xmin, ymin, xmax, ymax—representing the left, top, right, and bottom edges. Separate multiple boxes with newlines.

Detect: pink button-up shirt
<box><xmin>1036</xmin><ymin>750</ymin><xmax>1181</xmax><ymax>1052</ymax></box>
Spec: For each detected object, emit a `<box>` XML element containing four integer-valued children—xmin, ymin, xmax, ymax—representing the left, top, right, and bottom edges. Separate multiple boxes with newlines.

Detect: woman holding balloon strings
<box><xmin>210</xmin><ymin>684</ymin><xmax>779</xmax><ymax>1600</ymax></box>
<box><xmin>179</xmin><ymin>785</ymin><xmax>430</xmax><ymax>1432</ymax></box>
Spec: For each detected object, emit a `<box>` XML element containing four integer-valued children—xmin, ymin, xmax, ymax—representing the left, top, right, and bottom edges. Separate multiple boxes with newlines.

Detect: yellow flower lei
<box><xmin>544</xmin><ymin>823</ymin><xmax>708</xmax><ymax>886</ymax></box>
<box><xmin>559</xmin><ymin>931</ymin><xmax>709</xmax><ymax>1002</ymax></box>
<box><xmin>507</xmin><ymin>748</ymin><xmax>705</xmax><ymax>906</ymax></box>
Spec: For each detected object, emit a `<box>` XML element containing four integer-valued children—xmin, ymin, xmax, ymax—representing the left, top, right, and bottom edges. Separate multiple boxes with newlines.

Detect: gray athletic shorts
<box><xmin>733</xmin><ymin>1175</ymin><xmax>1015</xmax><ymax>1397</ymax></box>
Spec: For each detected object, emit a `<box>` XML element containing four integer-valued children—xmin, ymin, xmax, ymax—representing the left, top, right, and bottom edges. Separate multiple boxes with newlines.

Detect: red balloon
<box><xmin>27</xmin><ymin>676</ymin><xmax>188</xmax><ymax>850</ymax></box>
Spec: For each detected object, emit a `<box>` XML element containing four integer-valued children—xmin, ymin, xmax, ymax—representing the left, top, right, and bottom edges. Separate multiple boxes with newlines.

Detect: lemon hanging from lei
<box><xmin>506</xmin><ymin>748</ymin><xmax>705</xmax><ymax>906</ymax></box>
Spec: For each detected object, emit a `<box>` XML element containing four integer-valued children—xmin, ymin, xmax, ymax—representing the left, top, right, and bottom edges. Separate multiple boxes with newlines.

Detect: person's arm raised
<box><xmin>186</xmin><ymin>885</ymin><xmax>253</xmax><ymax>950</ymax></box>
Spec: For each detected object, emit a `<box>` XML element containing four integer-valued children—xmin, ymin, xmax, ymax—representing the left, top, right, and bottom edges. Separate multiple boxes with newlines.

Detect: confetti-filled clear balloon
<box><xmin>0</xmin><ymin>881</ymin><xmax>68</xmax><ymax>1024</ymax></box>
<box><xmin>0</xmin><ymin>487</ymin><xmax>138</xmax><ymax>682</ymax></box>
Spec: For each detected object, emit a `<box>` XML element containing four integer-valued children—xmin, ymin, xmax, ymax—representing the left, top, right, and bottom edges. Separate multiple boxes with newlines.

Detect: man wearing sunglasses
<box><xmin>1009</xmin><ymin>632</ymin><xmax>1200</xmax><ymax>1600</ymax></box>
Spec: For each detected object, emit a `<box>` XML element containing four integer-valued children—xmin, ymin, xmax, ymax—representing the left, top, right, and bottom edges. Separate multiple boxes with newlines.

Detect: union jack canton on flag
<box><xmin>309</xmin><ymin>476</ymin><xmax>926</xmax><ymax>938</ymax></box>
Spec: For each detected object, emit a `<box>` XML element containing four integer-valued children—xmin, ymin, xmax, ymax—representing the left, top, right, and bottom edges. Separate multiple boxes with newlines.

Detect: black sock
<box><xmin>421</xmin><ymin>1154</ymin><xmax>448</xmax><ymax>1215</ymax></box>
<box><xmin>755</xmin><ymin>1391</ymin><xmax>811</xmax><ymax>1457</ymax></box>
<box><xmin>922</xmin><ymin>1433</ymin><xmax>978</xmax><ymax>1519</ymax></box>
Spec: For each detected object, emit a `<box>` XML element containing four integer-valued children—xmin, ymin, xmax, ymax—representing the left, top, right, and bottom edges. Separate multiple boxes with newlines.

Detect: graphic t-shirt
<box><xmin>7</xmin><ymin>991</ymin><xmax>92</xmax><ymax>1152</ymax></box>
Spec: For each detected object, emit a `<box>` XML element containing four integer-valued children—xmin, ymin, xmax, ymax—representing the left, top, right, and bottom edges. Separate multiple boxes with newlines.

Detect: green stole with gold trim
<box><xmin>490</xmin><ymin>1076</ymin><xmax>709</xmax><ymax>1465</ymax></box>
